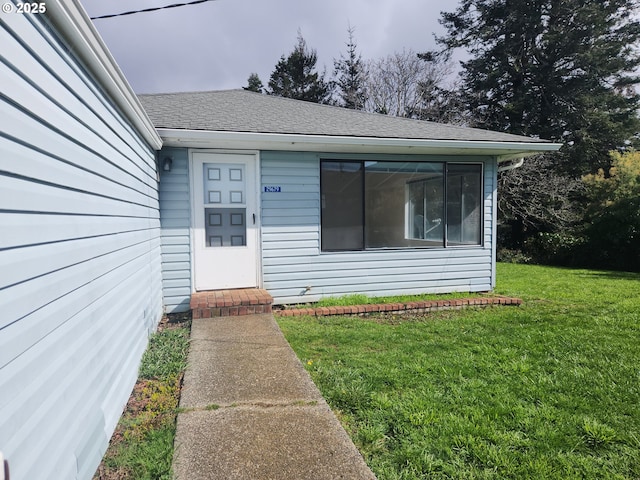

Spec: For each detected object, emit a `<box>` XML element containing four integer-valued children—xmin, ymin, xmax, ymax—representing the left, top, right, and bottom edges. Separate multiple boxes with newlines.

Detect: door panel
<box><xmin>205</xmin><ymin>208</ymin><xmax>246</xmax><ymax>247</ymax></box>
<box><xmin>192</xmin><ymin>152</ymin><xmax>259</xmax><ymax>290</ymax></box>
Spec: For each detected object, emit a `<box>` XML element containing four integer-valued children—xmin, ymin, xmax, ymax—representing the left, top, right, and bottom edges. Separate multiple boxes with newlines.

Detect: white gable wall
<box><xmin>1</xmin><ymin>11</ymin><xmax>162</xmax><ymax>480</ymax></box>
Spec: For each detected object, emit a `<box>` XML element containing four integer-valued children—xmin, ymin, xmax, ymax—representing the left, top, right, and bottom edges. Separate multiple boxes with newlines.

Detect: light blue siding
<box><xmin>1</xmin><ymin>12</ymin><xmax>162</xmax><ymax>480</ymax></box>
<box><xmin>260</xmin><ymin>151</ymin><xmax>497</xmax><ymax>304</ymax></box>
<box><xmin>156</xmin><ymin>148</ymin><xmax>498</xmax><ymax>306</ymax></box>
<box><xmin>158</xmin><ymin>147</ymin><xmax>192</xmax><ymax>312</ymax></box>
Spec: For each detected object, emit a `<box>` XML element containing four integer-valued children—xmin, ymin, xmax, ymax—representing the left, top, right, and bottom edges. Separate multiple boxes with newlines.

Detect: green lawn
<box><xmin>277</xmin><ymin>264</ymin><xmax>640</xmax><ymax>479</ymax></box>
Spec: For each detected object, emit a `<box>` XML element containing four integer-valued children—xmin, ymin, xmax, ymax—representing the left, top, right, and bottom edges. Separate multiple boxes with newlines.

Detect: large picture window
<box><xmin>320</xmin><ymin>160</ymin><xmax>483</xmax><ymax>251</ymax></box>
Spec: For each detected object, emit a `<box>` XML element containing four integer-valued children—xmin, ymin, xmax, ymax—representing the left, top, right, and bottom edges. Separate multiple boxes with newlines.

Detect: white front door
<box><xmin>192</xmin><ymin>152</ymin><xmax>259</xmax><ymax>290</ymax></box>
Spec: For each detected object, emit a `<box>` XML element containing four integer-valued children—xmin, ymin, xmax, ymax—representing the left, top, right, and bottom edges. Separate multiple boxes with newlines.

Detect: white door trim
<box><xmin>189</xmin><ymin>149</ymin><xmax>261</xmax><ymax>291</ymax></box>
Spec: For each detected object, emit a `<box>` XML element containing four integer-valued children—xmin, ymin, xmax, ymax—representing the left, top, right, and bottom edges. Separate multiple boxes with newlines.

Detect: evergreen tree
<box><xmin>267</xmin><ymin>31</ymin><xmax>332</xmax><ymax>104</ymax></box>
<box><xmin>436</xmin><ymin>0</ymin><xmax>640</xmax><ymax>174</ymax></box>
<box><xmin>244</xmin><ymin>73</ymin><xmax>264</xmax><ymax>93</ymax></box>
<box><xmin>333</xmin><ymin>26</ymin><xmax>366</xmax><ymax>109</ymax></box>
<box><xmin>435</xmin><ymin>0</ymin><xmax>640</xmax><ymax>267</ymax></box>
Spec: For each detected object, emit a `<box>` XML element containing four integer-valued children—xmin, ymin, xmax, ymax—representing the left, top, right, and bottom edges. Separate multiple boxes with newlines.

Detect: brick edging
<box><xmin>273</xmin><ymin>296</ymin><xmax>522</xmax><ymax>318</ymax></box>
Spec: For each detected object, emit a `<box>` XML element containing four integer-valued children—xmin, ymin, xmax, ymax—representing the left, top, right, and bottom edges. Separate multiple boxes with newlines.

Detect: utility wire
<box><xmin>90</xmin><ymin>0</ymin><xmax>218</xmax><ymax>20</ymax></box>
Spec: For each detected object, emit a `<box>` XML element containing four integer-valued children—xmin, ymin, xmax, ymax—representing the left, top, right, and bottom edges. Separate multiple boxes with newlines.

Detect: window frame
<box><xmin>319</xmin><ymin>160</ymin><xmax>365</xmax><ymax>252</ymax></box>
<box><xmin>319</xmin><ymin>159</ymin><xmax>484</xmax><ymax>252</ymax></box>
<box><xmin>445</xmin><ymin>163</ymin><xmax>484</xmax><ymax>247</ymax></box>
<box><xmin>404</xmin><ymin>173</ymin><xmax>445</xmax><ymax>245</ymax></box>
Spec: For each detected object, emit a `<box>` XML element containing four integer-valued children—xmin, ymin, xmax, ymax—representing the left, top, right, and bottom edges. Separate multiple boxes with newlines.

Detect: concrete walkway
<box><xmin>172</xmin><ymin>314</ymin><xmax>376</xmax><ymax>480</ymax></box>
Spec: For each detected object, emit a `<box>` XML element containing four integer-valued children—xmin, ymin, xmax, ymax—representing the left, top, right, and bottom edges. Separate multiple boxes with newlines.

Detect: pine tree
<box><xmin>437</xmin><ymin>0</ymin><xmax>640</xmax><ymax>265</ymax></box>
<box><xmin>436</xmin><ymin>0</ymin><xmax>640</xmax><ymax>174</ymax></box>
<box><xmin>244</xmin><ymin>73</ymin><xmax>264</xmax><ymax>93</ymax></box>
<box><xmin>333</xmin><ymin>26</ymin><xmax>366</xmax><ymax>109</ymax></box>
<box><xmin>267</xmin><ymin>31</ymin><xmax>332</xmax><ymax>104</ymax></box>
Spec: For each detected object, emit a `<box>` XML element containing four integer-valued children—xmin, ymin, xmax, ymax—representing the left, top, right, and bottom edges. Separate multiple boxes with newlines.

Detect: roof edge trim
<box><xmin>156</xmin><ymin>128</ymin><xmax>562</xmax><ymax>156</ymax></box>
<box><xmin>45</xmin><ymin>0</ymin><xmax>162</xmax><ymax>150</ymax></box>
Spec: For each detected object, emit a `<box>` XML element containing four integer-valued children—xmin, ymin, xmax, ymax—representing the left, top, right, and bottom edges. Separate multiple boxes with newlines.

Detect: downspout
<box><xmin>497</xmin><ymin>158</ymin><xmax>524</xmax><ymax>173</ymax></box>
<box><xmin>492</xmin><ymin>156</ymin><xmax>524</xmax><ymax>292</ymax></box>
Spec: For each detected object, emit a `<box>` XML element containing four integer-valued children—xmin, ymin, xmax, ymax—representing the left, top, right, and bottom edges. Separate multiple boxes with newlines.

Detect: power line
<box><xmin>89</xmin><ymin>0</ymin><xmax>218</xmax><ymax>20</ymax></box>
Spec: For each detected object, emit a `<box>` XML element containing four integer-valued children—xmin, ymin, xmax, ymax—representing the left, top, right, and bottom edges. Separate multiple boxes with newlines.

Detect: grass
<box><xmin>277</xmin><ymin>263</ymin><xmax>640</xmax><ymax>479</ymax></box>
<box><xmin>94</xmin><ymin>316</ymin><xmax>190</xmax><ymax>480</ymax></box>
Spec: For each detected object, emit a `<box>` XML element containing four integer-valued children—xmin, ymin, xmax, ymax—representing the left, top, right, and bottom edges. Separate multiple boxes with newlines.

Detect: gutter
<box><xmin>156</xmin><ymin>128</ymin><xmax>562</xmax><ymax>157</ymax></box>
<box><xmin>44</xmin><ymin>0</ymin><xmax>162</xmax><ymax>150</ymax></box>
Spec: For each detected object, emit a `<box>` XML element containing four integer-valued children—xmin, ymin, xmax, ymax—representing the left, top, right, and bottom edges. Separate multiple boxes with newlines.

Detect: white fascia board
<box><xmin>45</xmin><ymin>0</ymin><xmax>162</xmax><ymax>150</ymax></box>
<box><xmin>157</xmin><ymin>128</ymin><xmax>562</xmax><ymax>157</ymax></box>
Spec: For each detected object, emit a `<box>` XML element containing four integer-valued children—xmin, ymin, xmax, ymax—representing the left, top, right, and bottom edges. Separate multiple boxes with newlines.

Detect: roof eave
<box><xmin>156</xmin><ymin>129</ymin><xmax>562</xmax><ymax>158</ymax></box>
<box><xmin>45</xmin><ymin>0</ymin><xmax>162</xmax><ymax>150</ymax></box>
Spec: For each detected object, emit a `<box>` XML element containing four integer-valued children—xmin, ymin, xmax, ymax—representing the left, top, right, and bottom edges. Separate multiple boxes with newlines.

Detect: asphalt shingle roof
<box><xmin>138</xmin><ymin>89</ymin><xmax>548</xmax><ymax>144</ymax></box>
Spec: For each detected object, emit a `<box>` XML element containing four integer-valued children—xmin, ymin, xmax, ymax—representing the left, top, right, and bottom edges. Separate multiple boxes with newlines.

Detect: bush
<box><xmin>581</xmin><ymin>150</ymin><xmax>640</xmax><ymax>272</ymax></box>
<box><xmin>523</xmin><ymin>232</ymin><xmax>586</xmax><ymax>266</ymax></box>
<box><xmin>496</xmin><ymin>248</ymin><xmax>532</xmax><ymax>264</ymax></box>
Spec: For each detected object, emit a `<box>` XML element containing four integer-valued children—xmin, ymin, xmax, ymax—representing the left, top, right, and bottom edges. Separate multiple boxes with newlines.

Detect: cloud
<box><xmin>81</xmin><ymin>0</ymin><xmax>454</xmax><ymax>93</ymax></box>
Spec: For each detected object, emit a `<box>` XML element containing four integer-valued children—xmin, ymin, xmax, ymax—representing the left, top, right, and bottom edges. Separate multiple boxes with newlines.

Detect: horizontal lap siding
<box><xmin>0</xmin><ymin>13</ymin><xmax>162</xmax><ymax>480</ymax></box>
<box><xmin>158</xmin><ymin>147</ymin><xmax>191</xmax><ymax>312</ymax></box>
<box><xmin>260</xmin><ymin>151</ymin><xmax>495</xmax><ymax>304</ymax></box>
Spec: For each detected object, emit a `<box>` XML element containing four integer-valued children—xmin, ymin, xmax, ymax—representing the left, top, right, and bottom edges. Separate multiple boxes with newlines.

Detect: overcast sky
<box><xmin>80</xmin><ymin>0</ymin><xmax>460</xmax><ymax>94</ymax></box>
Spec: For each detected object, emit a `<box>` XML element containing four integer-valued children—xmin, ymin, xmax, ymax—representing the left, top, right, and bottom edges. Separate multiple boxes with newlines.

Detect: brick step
<box><xmin>190</xmin><ymin>288</ymin><xmax>273</xmax><ymax>319</ymax></box>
